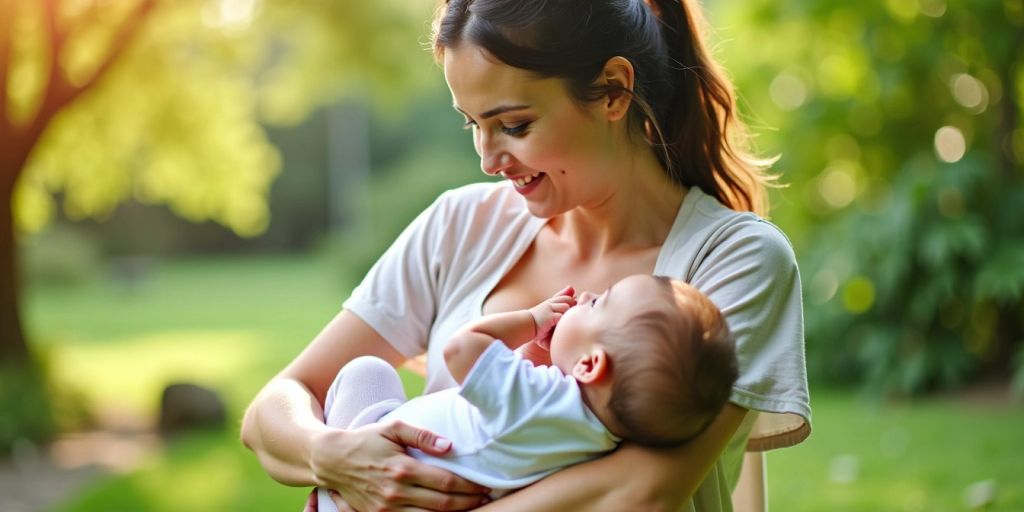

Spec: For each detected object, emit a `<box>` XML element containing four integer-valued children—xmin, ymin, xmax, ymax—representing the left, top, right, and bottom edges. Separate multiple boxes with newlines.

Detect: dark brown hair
<box><xmin>600</xmin><ymin>277</ymin><xmax>737</xmax><ymax>447</ymax></box>
<box><xmin>433</xmin><ymin>0</ymin><xmax>776</xmax><ymax>215</ymax></box>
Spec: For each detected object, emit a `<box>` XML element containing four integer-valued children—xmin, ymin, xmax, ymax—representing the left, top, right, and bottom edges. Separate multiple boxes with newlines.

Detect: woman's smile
<box><xmin>507</xmin><ymin>172</ymin><xmax>546</xmax><ymax>194</ymax></box>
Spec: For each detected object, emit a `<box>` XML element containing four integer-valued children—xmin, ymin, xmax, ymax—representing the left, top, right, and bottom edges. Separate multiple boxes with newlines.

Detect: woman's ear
<box><xmin>599</xmin><ymin>56</ymin><xmax>635</xmax><ymax>122</ymax></box>
<box><xmin>573</xmin><ymin>348</ymin><xmax>610</xmax><ymax>384</ymax></box>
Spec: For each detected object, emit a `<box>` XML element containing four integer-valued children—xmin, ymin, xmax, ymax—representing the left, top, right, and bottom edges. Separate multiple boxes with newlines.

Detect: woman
<box><xmin>241</xmin><ymin>0</ymin><xmax>811</xmax><ymax>510</ymax></box>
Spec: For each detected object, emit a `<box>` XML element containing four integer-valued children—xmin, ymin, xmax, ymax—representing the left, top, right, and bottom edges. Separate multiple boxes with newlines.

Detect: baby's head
<box><xmin>549</xmin><ymin>274</ymin><xmax>738</xmax><ymax>447</ymax></box>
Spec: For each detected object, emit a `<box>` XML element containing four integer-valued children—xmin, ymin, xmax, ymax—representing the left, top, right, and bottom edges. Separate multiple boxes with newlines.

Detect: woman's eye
<box><xmin>501</xmin><ymin>122</ymin><xmax>530</xmax><ymax>136</ymax></box>
<box><xmin>462</xmin><ymin>119</ymin><xmax>477</xmax><ymax>131</ymax></box>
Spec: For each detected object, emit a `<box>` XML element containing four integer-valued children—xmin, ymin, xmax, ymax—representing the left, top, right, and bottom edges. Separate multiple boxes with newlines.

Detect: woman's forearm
<box><xmin>241</xmin><ymin>309</ymin><xmax>410</xmax><ymax>486</ymax></box>
<box><xmin>241</xmin><ymin>377</ymin><xmax>329</xmax><ymax>486</ymax></box>
<box><xmin>480</xmin><ymin>404</ymin><xmax>750</xmax><ymax>511</ymax></box>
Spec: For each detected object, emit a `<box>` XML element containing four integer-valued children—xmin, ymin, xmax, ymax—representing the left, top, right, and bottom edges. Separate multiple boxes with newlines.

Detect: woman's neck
<box><xmin>556</xmin><ymin>147</ymin><xmax>686</xmax><ymax>260</ymax></box>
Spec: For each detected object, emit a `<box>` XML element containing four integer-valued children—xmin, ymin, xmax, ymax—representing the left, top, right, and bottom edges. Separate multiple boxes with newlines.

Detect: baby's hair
<box><xmin>602</xmin><ymin>276</ymin><xmax>738</xmax><ymax>447</ymax></box>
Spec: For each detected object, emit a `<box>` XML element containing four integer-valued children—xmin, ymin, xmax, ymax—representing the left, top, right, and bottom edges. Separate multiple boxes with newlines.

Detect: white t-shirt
<box><xmin>380</xmin><ymin>340</ymin><xmax>618</xmax><ymax>490</ymax></box>
<box><xmin>344</xmin><ymin>181</ymin><xmax>811</xmax><ymax>511</ymax></box>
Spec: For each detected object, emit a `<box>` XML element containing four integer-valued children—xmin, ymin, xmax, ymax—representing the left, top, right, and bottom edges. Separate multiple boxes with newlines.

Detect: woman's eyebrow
<box><xmin>453</xmin><ymin>104</ymin><xmax>531</xmax><ymax>120</ymax></box>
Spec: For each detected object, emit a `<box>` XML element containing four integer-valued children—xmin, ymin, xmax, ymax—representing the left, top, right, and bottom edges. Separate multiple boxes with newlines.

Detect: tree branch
<box><xmin>41</xmin><ymin>0</ymin><xmax>68</xmax><ymax>59</ymax></box>
<box><xmin>73</xmin><ymin>0</ymin><xmax>158</xmax><ymax>97</ymax></box>
<box><xmin>24</xmin><ymin>0</ymin><xmax>158</xmax><ymax>146</ymax></box>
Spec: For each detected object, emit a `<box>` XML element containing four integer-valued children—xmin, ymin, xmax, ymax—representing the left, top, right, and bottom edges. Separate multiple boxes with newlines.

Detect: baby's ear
<box><xmin>573</xmin><ymin>348</ymin><xmax>610</xmax><ymax>384</ymax></box>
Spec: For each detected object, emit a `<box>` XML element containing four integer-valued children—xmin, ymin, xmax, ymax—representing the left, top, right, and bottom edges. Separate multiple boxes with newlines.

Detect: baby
<box><xmin>317</xmin><ymin>274</ymin><xmax>738</xmax><ymax>509</ymax></box>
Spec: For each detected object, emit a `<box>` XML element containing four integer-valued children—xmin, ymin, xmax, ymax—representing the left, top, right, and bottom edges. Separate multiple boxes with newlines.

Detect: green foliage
<box><xmin>12</xmin><ymin>0</ymin><xmax>436</xmax><ymax>237</ymax></box>
<box><xmin>716</xmin><ymin>0</ymin><xmax>1024</xmax><ymax>394</ymax></box>
<box><xmin>0</xmin><ymin>362</ymin><xmax>53</xmax><ymax>454</ymax></box>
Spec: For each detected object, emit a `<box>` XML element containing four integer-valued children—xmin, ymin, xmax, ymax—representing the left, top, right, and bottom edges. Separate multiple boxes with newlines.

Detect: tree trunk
<box><xmin>0</xmin><ymin>156</ymin><xmax>27</xmax><ymax>364</ymax></box>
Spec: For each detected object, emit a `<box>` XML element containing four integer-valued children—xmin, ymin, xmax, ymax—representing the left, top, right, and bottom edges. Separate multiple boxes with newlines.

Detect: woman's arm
<box><xmin>240</xmin><ymin>310</ymin><xmax>490</xmax><ymax>511</ymax></box>
<box><xmin>478</xmin><ymin>403</ymin><xmax>749</xmax><ymax>511</ymax></box>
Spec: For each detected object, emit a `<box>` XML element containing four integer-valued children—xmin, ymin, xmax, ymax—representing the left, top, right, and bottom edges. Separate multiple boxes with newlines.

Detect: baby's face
<box><xmin>549</xmin><ymin>275</ymin><xmax>664</xmax><ymax>375</ymax></box>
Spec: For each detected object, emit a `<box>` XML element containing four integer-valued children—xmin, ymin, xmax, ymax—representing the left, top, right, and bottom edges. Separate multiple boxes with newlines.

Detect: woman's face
<box><xmin>443</xmin><ymin>44</ymin><xmax>620</xmax><ymax>218</ymax></box>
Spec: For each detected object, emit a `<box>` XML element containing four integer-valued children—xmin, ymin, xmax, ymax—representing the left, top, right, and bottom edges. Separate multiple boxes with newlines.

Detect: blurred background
<box><xmin>0</xmin><ymin>0</ymin><xmax>1021</xmax><ymax>510</ymax></box>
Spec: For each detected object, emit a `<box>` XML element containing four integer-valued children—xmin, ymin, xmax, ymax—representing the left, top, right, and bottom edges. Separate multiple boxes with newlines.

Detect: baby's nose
<box><xmin>577</xmin><ymin>291</ymin><xmax>594</xmax><ymax>303</ymax></box>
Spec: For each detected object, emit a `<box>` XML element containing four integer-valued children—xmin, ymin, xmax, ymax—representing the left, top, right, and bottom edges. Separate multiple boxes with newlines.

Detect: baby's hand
<box><xmin>529</xmin><ymin>285</ymin><xmax>576</xmax><ymax>349</ymax></box>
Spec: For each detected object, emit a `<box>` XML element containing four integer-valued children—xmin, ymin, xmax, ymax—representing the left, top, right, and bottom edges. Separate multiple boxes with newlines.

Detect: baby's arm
<box><xmin>444</xmin><ymin>286</ymin><xmax>574</xmax><ymax>383</ymax></box>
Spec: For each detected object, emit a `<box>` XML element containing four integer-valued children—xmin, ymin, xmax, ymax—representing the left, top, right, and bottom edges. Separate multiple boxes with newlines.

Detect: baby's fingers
<box><xmin>550</xmin><ymin>302</ymin><xmax>571</xmax><ymax>313</ymax></box>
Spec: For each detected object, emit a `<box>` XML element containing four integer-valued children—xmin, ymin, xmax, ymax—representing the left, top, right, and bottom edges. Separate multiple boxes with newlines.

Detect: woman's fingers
<box><xmin>383</xmin><ymin>420</ymin><xmax>454</xmax><ymax>456</ymax></box>
<box><xmin>328</xmin><ymin>490</ymin><xmax>355</xmax><ymax>512</ymax></box>
<box><xmin>404</xmin><ymin>458</ymin><xmax>491</xmax><ymax>495</ymax></box>
<box><xmin>391</xmin><ymin>484</ymin><xmax>491</xmax><ymax>511</ymax></box>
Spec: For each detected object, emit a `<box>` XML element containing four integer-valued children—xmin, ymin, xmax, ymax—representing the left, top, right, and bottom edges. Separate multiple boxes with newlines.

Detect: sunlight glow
<box><xmin>201</xmin><ymin>0</ymin><xmax>261</xmax><ymax>29</ymax></box>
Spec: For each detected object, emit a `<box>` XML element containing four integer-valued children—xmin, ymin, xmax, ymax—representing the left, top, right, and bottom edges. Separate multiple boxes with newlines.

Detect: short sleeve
<box><xmin>342</xmin><ymin>192</ymin><xmax>455</xmax><ymax>358</ymax></box>
<box><xmin>459</xmin><ymin>341</ymin><xmax>576</xmax><ymax>434</ymax></box>
<box><xmin>690</xmin><ymin>220</ymin><xmax>811</xmax><ymax>452</ymax></box>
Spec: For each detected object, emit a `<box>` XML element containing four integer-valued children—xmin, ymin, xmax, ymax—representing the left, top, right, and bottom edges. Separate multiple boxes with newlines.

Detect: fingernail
<box><xmin>433</xmin><ymin>438</ymin><xmax>451</xmax><ymax>450</ymax></box>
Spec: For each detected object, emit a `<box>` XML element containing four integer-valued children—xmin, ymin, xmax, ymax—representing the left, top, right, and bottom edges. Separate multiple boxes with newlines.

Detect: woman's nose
<box><xmin>481</xmin><ymin>153</ymin><xmax>513</xmax><ymax>176</ymax></box>
<box><xmin>476</xmin><ymin>132</ymin><xmax>512</xmax><ymax>176</ymax></box>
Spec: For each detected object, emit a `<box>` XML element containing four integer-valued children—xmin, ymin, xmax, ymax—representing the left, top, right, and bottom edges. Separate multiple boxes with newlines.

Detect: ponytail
<box><xmin>649</xmin><ymin>0</ymin><xmax>776</xmax><ymax>216</ymax></box>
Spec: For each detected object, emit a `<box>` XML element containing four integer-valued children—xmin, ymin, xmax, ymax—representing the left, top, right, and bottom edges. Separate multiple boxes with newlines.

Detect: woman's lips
<box><xmin>510</xmin><ymin>172</ymin><xmax>545</xmax><ymax>194</ymax></box>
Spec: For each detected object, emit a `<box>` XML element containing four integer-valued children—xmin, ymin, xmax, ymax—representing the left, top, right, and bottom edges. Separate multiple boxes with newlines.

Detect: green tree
<box><xmin>0</xmin><ymin>0</ymin><xmax>434</xmax><ymax>439</ymax></box>
<box><xmin>716</xmin><ymin>0</ymin><xmax>1024</xmax><ymax>394</ymax></box>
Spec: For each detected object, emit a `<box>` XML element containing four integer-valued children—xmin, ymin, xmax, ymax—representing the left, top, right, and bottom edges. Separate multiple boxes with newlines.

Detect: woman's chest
<box><xmin>482</xmin><ymin>235</ymin><xmax>661</xmax><ymax>315</ymax></box>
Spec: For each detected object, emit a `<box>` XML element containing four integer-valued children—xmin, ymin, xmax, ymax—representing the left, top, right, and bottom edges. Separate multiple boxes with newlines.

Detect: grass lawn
<box><xmin>23</xmin><ymin>254</ymin><xmax>1024</xmax><ymax>511</ymax></box>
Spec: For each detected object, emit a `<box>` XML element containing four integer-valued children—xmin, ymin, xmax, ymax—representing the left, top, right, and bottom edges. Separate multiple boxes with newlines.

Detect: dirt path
<box><xmin>0</xmin><ymin>453</ymin><xmax>101</xmax><ymax>512</ymax></box>
<box><xmin>0</xmin><ymin>410</ymin><xmax>161</xmax><ymax>512</ymax></box>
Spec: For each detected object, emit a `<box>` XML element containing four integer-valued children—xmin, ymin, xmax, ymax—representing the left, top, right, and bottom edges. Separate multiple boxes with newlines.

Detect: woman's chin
<box><xmin>523</xmin><ymin>199</ymin><xmax>569</xmax><ymax>220</ymax></box>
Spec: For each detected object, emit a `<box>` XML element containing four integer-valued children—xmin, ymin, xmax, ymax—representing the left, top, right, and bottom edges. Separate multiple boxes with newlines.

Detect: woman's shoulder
<box><xmin>676</xmin><ymin>189</ymin><xmax>795</xmax><ymax>254</ymax></box>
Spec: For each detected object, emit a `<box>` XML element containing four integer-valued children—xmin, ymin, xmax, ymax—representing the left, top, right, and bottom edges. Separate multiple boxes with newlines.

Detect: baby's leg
<box><xmin>317</xmin><ymin>356</ymin><xmax>408</xmax><ymax>512</ymax></box>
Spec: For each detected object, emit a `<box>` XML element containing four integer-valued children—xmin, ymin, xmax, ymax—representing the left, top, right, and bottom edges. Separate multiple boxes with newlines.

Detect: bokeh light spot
<box><xmin>934</xmin><ymin>126</ymin><xmax>967</xmax><ymax>163</ymax></box>
<box><xmin>842</xmin><ymin>276</ymin><xmax>876</xmax><ymax>314</ymax></box>
<box><xmin>770</xmin><ymin>73</ymin><xmax>809</xmax><ymax>111</ymax></box>
<box><xmin>950</xmin><ymin>73</ymin><xmax>989</xmax><ymax>113</ymax></box>
<box><xmin>885</xmin><ymin>0</ymin><xmax>919</xmax><ymax>22</ymax></box>
<box><xmin>202</xmin><ymin>0</ymin><xmax>261</xmax><ymax>29</ymax></box>
<box><xmin>811</xmin><ymin>270</ymin><xmax>840</xmax><ymax>304</ymax></box>
<box><xmin>828</xmin><ymin>454</ymin><xmax>860</xmax><ymax>483</ymax></box>
<box><xmin>818</xmin><ymin>161</ymin><xmax>859</xmax><ymax>209</ymax></box>
<box><xmin>918</xmin><ymin>0</ymin><xmax>947</xmax><ymax>17</ymax></box>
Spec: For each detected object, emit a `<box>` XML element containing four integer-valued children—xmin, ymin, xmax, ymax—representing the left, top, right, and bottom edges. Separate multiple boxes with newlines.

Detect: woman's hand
<box><xmin>311</xmin><ymin>420</ymin><xmax>491</xmax><ymax>512</ymax></box>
